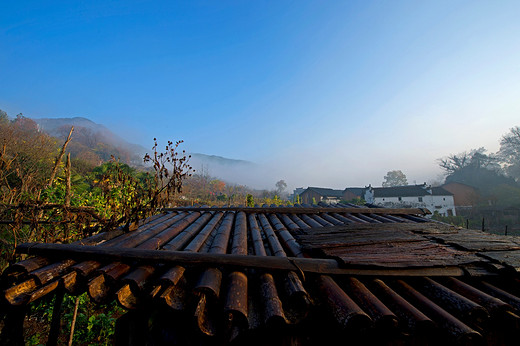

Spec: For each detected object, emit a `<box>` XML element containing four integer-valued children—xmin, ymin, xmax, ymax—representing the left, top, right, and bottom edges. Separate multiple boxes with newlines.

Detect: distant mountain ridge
<box><xmin>31</xmin><ymin>116</ymin><xmax>254</xmax><ymax>173</ymax></box>
<box><xmin>189</xmin><ymin>153</ymin><xmax>253</xmax><ymax>167</ymax></box>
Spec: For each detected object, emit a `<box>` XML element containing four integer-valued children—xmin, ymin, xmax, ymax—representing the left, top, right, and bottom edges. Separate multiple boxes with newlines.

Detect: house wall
<box><xmin>364</xmin><ymin>189</ymin><xmax>375</xmax><ymax>204</ymax></box>
<box><xmin>322</xmin><ymin>197</ymin><xmax>340</xmax><ymax>204</ymax></box>
<box><xmin>425</xmin><ymin>195</ymin><xmax>456</xmax><ymax>216</ymax></box>
<box><xmin>371</xmin><ymin>194</ymin><xmax>456</xmax><ymax>217</ymax></box>
<box><xmin>375</xmin><ymin>196</ymin><xmax>423</xmax><ymax>204</ymax></box>
<box><xmin>343</xmin><ymin>190</ymin><xmax>362</xmax><ymax>201</ymax></box>
<box><xmin>300</xmin><ymin>190</ymin><xmax>322</xmax><ymax>204</ymax></box>
<box><xmin>441</xmin><ymin>183</ymin><xmax>479</xmax><ymax>206</ymax></box>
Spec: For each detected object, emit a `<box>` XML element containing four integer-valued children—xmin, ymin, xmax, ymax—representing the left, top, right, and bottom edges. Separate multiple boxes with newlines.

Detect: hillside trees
<box><xmin>436</xmin><ymin>127</ymin><xmax>520</xmax><ymax>219</ymax></box>
<box><xmin>439</xmin><ymin>147</ymin><xmax>499</xmax><ymax>174</ymax></box>
<box><xmin>382</xmin><ymin>170</ymin><xmax>408</xmax><ymax>187</ymax></box>
<box><xmin>0</xmin><ymin>109</ymin><xmax>8</xmax><ymax>123</ymax></box>
<box><xmin>0</xmin><ymin>114</ymin><xmax>58</xmax><ymax>203</ymax></box>
<box><xmin>439</xmin><ymin>147</ymin><xmax>516</xmax><ymax>197</ymax></box>
<box><xmin>499</xmin><ymin>126</ymin><xmax>520</xmax><ymax>181</ymax></box>
<box><xmin>53</xmin><ymin>123</ymin><xmax>139</xmax><ymax>166</ymax></box>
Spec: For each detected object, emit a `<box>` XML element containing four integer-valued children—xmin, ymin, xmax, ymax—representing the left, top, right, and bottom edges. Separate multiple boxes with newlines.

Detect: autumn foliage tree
<box><xmin>382</xmin><ymin>170</ymin><xmax>408</xmax><ymax>187</ymax></box>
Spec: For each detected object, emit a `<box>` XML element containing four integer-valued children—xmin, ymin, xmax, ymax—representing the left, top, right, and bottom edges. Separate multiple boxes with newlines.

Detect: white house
<box><xmin>364</xmin><ymin>184</ymin><xmax>456</xmax><ymax>217</ymax></box>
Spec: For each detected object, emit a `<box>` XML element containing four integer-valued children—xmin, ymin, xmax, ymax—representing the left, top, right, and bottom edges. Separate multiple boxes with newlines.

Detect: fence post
<box><xmin>47</xmin><ymin>284</ymin><xmax>66</xmax><ymax>346</ymax></box>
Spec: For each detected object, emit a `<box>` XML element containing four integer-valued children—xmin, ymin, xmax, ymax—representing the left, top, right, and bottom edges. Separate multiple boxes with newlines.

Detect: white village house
<box><xmin>364</xmin><ymin>183</ymin><xmax>456</xmax><ymax>217</ymax></box>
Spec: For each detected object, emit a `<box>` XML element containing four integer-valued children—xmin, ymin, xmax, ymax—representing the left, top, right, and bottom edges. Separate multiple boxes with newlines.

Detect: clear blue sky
<box><xmin>2</xmin><ymin>1</ymin><xmax>520</xmax><ymax>190</ymax></box>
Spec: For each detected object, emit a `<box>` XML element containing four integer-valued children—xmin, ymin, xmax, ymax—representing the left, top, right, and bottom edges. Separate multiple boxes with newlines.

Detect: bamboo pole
<box><xmin>223</xmin><ymin>211</ymin><xmax>248</xmax><ymax>329</ymax></box>
<box><xmin>157</xmin><ymin>211</ymin><xmax>223</xmax><ymax>310</ymax></box>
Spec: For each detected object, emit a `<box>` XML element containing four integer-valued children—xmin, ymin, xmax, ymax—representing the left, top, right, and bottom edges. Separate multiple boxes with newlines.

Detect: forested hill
<box><xmin>33</xmin><ymin>117</ymin><xmax>147</xmax><ymax>166</ymax></box>
<box><xmin>31</xmin><ymin>116</ymin><xmax>255</xmax><ymax>177</ymax></box>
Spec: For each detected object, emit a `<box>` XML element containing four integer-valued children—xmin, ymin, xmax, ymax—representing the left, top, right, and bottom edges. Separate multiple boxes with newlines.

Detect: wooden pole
<box><xmin>68</xmin><ymin>296</ymin><xmax>80</xmax><ymax>346</ymax></box>
<box><xmin>0</xmin><ymin>203</ymin><xmax>105</xmax><ymax>221</ymax></box>
<box><xmin>16</xmin><ymin>242</ymin><xmax>465</xmax><ymax>277</ymax></box>
<box><xmin>64</xmin><ymin>153</ymin><xmax>72</xmax><ymax>240</ymax></box>
<box><xmin>46</xmin><ymin>127</ymin><xmax>74</xmax><ymax>191</ymax></box>
<box><xmin>65</xmin><ymin>153</ymin><xmax>71</xmax><ymax>207</ymax></box>
<box><xmin>47</xmin><ymin>285</ymin><xmax>65</xmax><ymax>346</ymax></box>
<box><xmin>161</xmin><ymin>206</ymin><xmax>431</xmax><ymax>216</ymax></box>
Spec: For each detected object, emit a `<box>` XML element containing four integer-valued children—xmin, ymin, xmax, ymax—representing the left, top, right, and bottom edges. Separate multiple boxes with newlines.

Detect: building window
<box><xmin>418</xmin><ymin>197</ymin><xmax>423</xmax><ymax>202</ymax></box>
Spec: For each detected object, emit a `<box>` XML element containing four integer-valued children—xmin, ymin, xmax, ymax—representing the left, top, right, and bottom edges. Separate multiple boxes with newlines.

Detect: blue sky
<box><xmin>1</xmin><ymin>1</ymin><xmax>520</xmax><ymax>190</ymax></box>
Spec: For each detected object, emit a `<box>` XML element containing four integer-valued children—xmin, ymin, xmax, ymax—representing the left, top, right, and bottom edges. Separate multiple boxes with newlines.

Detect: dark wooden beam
<box><xmin>162</xmin><ymin>207</ymin><xmax>431</xmax><ymax>216</ymax></box>
<box><xmin>16</xmin><ymin>242</ymin><xmax>462</xmax><ymax>277</ymax></box>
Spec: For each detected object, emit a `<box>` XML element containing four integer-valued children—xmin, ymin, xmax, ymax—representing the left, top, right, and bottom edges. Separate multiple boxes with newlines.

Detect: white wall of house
<box><xmin>372</xmin><ymin>196</ymin><xmax>456</xmax><ymax>217</ymax></box>
<box><xmin>365</xmin><ymin>189</ymin><xmax>456</xmax><ymax>217</ymax></box>
<box><xmin>425</xmin><ymin>195</ymin><xmax>456</xmax><ymax>217</ymax></box>
<box><xmin>322</xmin><ymin>197</ymin><xmax>340</xmax><ymax>204</ymax></box>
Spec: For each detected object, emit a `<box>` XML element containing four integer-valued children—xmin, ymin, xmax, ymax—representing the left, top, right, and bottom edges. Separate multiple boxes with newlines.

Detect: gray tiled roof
<box><xmin>305</xmin><ymin>187</ymin><xmax>344</xmax><ymax>198</ymax></box>
<box><xmin>431</xmin><ymin>186</ymin><xmax>454</xmax><ymax>196</ymax></box>
<box><xmin>343</xmin><ymin>187</ymin><xmax>365</xmax><ymax>196</ymax></box>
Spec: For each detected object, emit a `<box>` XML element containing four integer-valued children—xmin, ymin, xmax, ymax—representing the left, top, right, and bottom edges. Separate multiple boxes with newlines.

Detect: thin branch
<box><xmin>46</xmin><ymin>126</ymin><xmax>74</xmax><ymax>190</ymax></box>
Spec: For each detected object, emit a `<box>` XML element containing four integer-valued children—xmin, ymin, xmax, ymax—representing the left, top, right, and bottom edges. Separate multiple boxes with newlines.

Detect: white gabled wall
<box><xmin>364</xmin><ymin>187</ymin><xmax>456</xmax><ymax>217</ymax></box>
<box><xmin>425</xmin><ymin>194</ymin><xmax>456</xmax><ymax>217</ymax></box>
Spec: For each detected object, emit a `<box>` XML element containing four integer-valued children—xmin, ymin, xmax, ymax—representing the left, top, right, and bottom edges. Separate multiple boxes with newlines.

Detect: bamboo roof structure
<box><xmin>2</xmin><ymin>203</ymin><xmax>520</xmax><ymax>345</ymax></box>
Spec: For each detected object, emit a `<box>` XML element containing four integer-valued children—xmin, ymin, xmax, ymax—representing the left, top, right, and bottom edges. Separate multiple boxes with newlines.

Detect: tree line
<box><xmin>382</xmin><ymin>126</ymin><xmax>520</xmax><ymax>192</ymax></box>
<box><xmin>380</xmin><ymin>126</ymin><xmax>520</xmax><ymax>233</ymax></box>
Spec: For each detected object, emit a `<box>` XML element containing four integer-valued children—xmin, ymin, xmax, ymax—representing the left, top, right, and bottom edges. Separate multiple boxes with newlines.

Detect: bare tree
<box><xmin>438</xmin><ymin>151</ymin><xmax>472</xmax><ymax>174</ymax></box>
<box><xmin>144</xmin><ymin>139</ymin><xmax>194</xmax><ymax>208</ymax></box>
<box><xmin>275</xmin><ymin>179</ymin><xmax>287</xmax><ymax>195</ymax></box>
<box><xmin>438</xmin><ymin>147</ymin><xmax>498</xmax><ymax>175</ymax></box>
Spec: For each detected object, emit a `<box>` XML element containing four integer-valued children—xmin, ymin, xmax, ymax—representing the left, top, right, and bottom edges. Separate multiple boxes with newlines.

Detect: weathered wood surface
<box><xmin>324</xmin><ymin>241</ymin><xmax>483</xmax><ymax>268</ymax></box>
<box><xmin>480</xmin><ymin>250</ymin><xmax>520</xmax><ymax>271</ymax></box>
<box><xmin>293</xmin><ymin>222</ymin><xmax>520</xmax><ymax>272</ymax></box>
<box><xmin>427</xmin><ymin>230</ymin><xmax>520</xmax><ymax>252</ymax></box>
<box><xmin>293</xmin><ymin>223</ymin><xmax>490</xmax><ymax>268</ymax></box>
<box><xmin>294</xmin><ymin>222</ymin><xmax>459</xmax><ymax>236</ymax></box>
<box><xmin>295</xmin><ymin>228</ymin><xmax>425</xmax><ymax>249</ymax></box>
